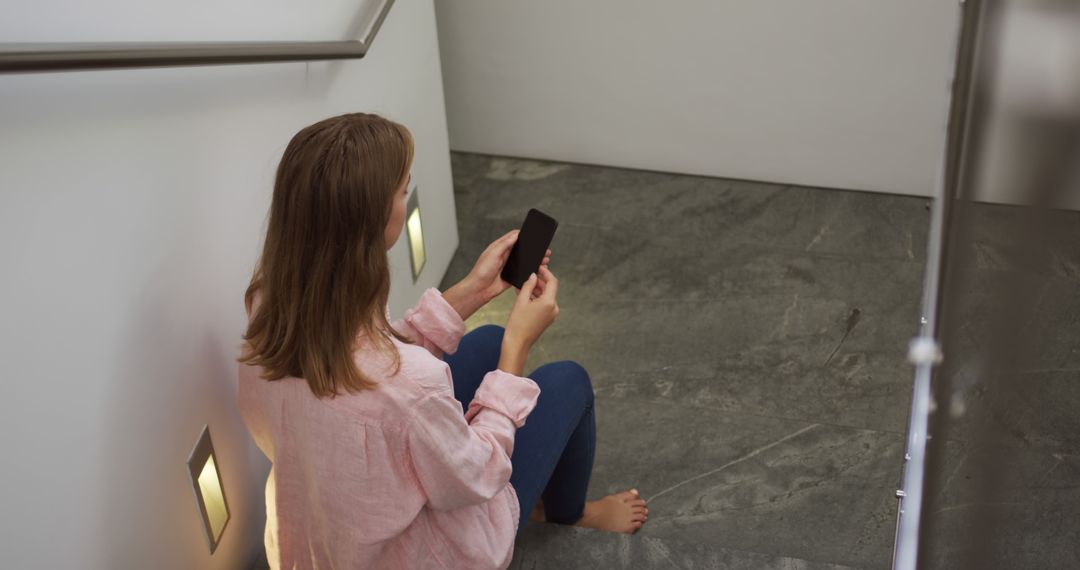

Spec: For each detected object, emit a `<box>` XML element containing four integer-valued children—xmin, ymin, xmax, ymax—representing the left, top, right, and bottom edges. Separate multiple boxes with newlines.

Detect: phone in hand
<box><xmin>501</xmin><ymin>209</ymin><xmax>559</xmax><ymax>289</ymax></box>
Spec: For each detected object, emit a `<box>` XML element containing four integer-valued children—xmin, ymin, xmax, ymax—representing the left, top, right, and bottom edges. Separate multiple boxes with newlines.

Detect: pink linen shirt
<box><xmin>238</xmin><ymin>288</ymin><xmax>541</xmax><ymax>569</ymax></box>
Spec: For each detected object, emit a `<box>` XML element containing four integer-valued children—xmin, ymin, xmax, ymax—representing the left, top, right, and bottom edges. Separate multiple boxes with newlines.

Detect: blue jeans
<box><xmin>444</xmin><ymin>325</ymin><xmax>596</xmax><ymax>534</ymax></box>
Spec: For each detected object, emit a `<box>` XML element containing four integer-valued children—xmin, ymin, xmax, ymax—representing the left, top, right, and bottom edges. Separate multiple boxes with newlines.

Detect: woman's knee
<box><xmin>465</xmin><ymin>324</ymin><xmax>504</xmax><ymax>356</ymax></box>
<box><xmin>455</xmin><ymin>325</ymin><xmax>504</xmax><ymax>373</ymax></box>
<box><xmin>533</xmin><ymin>360</ymin><xmax>593</xmax><ymax>406</ymax></box>
<box><xmin>470</xmin><ymin>324</ymin><xmax>505</xmax><ymax>344</ymax></box>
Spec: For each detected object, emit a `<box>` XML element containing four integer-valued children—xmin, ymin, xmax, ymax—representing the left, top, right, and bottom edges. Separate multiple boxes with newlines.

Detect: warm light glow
<box><xmin>198</xmin><ymin>455</ymin><xmax>228</xmax><ymax>542</ymax></box>
<box><xmin>407</xmin><ymin>206</ymin><xmax>425</xmax><ymax>278</ymax></box>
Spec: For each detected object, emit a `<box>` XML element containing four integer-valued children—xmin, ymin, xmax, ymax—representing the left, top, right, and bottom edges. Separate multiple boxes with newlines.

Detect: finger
<box><xmin>483</xmin><ymin>229</ymin><xmax>520</xmax><ymax>256</ymax></box>
<box><xmin>538</xmin><ymin>266</ymin><xmax>559</xmax><ymax>299</ymax></box>
<box><xmin>488</xmin><ymin>230</ymin><xmax>520</xmax><ymax>255</ymax></box>
<box><xmin>516</xmin><ymin>273</ymin><xmax>539</xmax><ymax>305</ymax></box>
<box><xmin>486</xmin><ymin>234</ymin><xmax>519</xmax><ymax>276</ymax></box>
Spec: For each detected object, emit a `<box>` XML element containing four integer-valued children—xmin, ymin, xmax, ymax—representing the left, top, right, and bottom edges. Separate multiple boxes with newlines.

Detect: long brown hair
<box><xmin>239</xmin><ymin>113</ymin><xmax>413</xmax><ymax>398</ymax></box>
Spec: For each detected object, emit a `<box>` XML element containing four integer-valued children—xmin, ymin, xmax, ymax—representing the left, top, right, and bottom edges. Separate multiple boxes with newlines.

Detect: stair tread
<box><xmin>511</xmin><ymin>522</ymin><xmax>871</xmax><ymax>570</ymax></box>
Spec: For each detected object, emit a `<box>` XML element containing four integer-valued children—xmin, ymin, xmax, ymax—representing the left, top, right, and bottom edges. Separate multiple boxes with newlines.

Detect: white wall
<box><xmin>435</xmin><ymin>1</ymin><xmax>959</xmax><ymax>196</ymax></box>
<box><xmin>0</xmin><ymin>1</ymin><xmax>456</xmax><ymax>568</ymax></box>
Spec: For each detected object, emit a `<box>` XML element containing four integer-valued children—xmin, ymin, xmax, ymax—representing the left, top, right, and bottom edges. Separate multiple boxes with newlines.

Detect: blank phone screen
<box><xmin>501</xmin><ymin>209</ymin><xmax>559</xmax><ymax>289</ymax></box>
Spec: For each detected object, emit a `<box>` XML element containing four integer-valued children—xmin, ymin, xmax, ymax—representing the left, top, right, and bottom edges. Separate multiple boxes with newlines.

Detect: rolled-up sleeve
<box><xmin>392</xmin><ymin>288</ymin><xmax>466</xmax><ymax>358</ymax></box>
<box><xmin>465</xmin><ymin>370</ymin><xmax>540</xmax><ymax>428</ymax></box>
<box><xmin>407</xmin><ymin>371</ymin><xmax>540</xmax><ymax>510</ymax></box>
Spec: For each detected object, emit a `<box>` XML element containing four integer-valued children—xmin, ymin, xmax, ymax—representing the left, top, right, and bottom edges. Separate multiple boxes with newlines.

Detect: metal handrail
<box><xmin>0</xmin><ymin>0</ymin><xmax>392</xmax><ymax>73</ymax></box>
<box><xmin>891</xmin><ymin>0</ymin><xmax>989</xmax><ymax>568</ymax></box>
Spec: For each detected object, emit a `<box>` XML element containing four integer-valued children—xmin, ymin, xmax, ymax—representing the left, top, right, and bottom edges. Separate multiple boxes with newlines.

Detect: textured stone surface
<box><xmin>511</xmin><ymin>524</ymin><xmax>865</xmax><ymax>570</ymax></box>
<box><xmin>443</xmin><ymin>153</ymin><xmax>933</xmax><ymax>569</ymax></box>
<box><xmin>917</xmin><ymin>202</ymin><xmax>1080</xmax><ymax>570</ymax></box>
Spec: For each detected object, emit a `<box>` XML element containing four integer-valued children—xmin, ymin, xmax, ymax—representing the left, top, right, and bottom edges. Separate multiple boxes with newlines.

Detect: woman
<box><xmin>238</xmin><ymin>113</ymin><xmax>647</xmax><ymax>569</ymax></box>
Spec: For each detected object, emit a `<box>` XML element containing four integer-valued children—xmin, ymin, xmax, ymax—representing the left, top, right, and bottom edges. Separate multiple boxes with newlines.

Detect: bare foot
<box><xmin>575</xmin><ymin>489</ymin><xmax>648</xmax><ymax>534</ymax></box>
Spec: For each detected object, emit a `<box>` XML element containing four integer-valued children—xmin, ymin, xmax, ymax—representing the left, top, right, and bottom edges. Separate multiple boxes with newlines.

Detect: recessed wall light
<box><xmin>187</xmin><ymin>425</ymin><xmax>229</xmax><ymax>553</ymax></box>
<box><xmin>406</xmin><ymin>185</ymin><xmax>425</xmax><ymax>282</ymax></box>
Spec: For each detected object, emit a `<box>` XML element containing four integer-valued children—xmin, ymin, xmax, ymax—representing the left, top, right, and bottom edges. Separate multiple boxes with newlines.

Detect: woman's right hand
<box><xmin>499</xmin><ymin>267</ymin><xmax>559</xmax><ymax>375</ymax></box>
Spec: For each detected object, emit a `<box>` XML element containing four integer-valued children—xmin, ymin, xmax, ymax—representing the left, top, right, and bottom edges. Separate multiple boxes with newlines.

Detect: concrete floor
<box><xmin>917</xmin><ymin>203</ymin><xmax>1080</xmax><ymax>570</ymax></box>
<box><xmin>441</xmin><ymin>153</ymin><xmax>933</xmax><ymax>569</ymax></box>
<box><xmin>247</xmin><ymin>152</ymin><xmax>1080</xmax><ymax>569</ymax></box>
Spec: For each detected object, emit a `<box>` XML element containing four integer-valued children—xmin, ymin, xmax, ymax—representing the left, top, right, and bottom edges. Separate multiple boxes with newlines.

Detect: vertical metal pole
<box><xmin>891</xmin><ymin>0</ymin><xmax>987</xmax><ymax>568</ymax></box>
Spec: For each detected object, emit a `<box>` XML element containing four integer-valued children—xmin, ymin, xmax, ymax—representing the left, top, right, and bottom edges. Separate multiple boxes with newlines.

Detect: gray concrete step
<box><xmin>512</xmin><ymin>522</ymin><xmax>870</xmax><ymax>570</ymax></box>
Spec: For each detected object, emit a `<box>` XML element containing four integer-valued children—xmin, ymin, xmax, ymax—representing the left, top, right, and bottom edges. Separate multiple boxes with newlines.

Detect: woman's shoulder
<box><xmin>354</xmin><ymin>338</ymin><xmax>453</xmax><ymax>401</ymax></box>
<box><xmin>392</xmin><ymin>340</ymin><xmax>455</xmax><ymax>395</ymax></box>
<box><xmin>324</xmin><ymin>342</ymin><xmax>451</xmax><ymax>427</ymax></box>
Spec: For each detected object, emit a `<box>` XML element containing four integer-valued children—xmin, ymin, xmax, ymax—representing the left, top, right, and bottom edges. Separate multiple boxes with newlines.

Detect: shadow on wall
<box><xmin>62</xmin><ymin>12</ymin><xmax>398</xmax><ymax>563</ymax></box>
<box><xmin>2</xmin><ymin>2</ymin><xmax>454</xmax><ymax>568</ymax></box>
<box><xmin>95</xmin><ymin>242</ymin><xmax>269</xmax><ymax>568</ymax></box>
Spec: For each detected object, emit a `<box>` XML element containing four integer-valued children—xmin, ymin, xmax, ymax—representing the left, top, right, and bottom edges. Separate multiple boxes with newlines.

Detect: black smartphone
<box><xmin>501</xmin><ymin>209</ymin><xmax>559</xmax><ymax>289</ymax></box>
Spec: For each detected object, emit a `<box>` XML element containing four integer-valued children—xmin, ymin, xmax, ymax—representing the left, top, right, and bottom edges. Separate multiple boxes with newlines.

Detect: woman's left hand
<box><xmin>469</xmin><ymin>229</ymin><xmax>553</xmax><ymax>301</ymax></box>
<box><xmin>444</xmin><ymin>230</ymin><xmax>552</xmax><ymax>320</ymax></box>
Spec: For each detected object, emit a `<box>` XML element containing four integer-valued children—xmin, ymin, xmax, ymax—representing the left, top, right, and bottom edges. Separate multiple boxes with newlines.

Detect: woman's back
<box><xmin>239</xmin><ymin>291</ymin><xmax>530</xmax><ymax>569</ymax></box>
<box><xmin>236</xmin><ymin>113</ymin><xmax>643</xmax><ymax>569</ymax></box>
